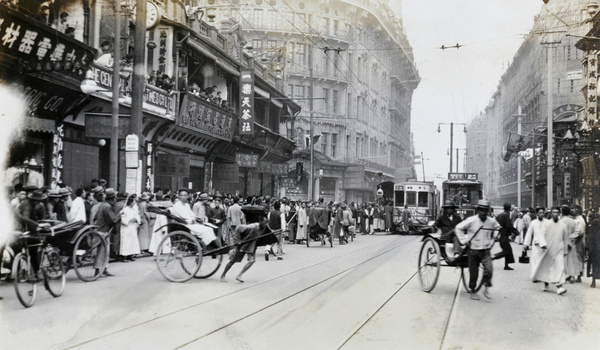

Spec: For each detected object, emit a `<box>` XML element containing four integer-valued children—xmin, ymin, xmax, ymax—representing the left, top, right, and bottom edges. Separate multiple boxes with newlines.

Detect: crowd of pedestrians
<box><xmin>4</xmin><ymin>179</ymin><xmax>402</xmax><ymax>285</ymax></box>
<box><xmin>432</xmin><ymin>199</ymin><xmax>600</xmax><ymax>301</ymax></box>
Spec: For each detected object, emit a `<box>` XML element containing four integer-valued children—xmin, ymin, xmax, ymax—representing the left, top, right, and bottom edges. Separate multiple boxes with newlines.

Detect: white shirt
<box><xmin>170</xmin><ymin>201</ymin><xmax>196</xmax><ymax>224</ymax></box>
<box><xmin>455</xmin><ymin>214</ymin><xmax>501</xmax><ymax>250</ymax></box>
<box><xmin>69</xmin><ymin>197</ymin><xmax>86</xmax><ymax>223</ymax></box>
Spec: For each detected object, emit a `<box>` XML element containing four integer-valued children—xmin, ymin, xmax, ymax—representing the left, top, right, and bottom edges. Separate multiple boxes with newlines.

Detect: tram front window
<box><xmin>406</xmin><ymin>192</ymin><xmax>417</xmax><ymax>206</ymax></box>
<box><xmin>395</xmin><ymin>191</ymin><xmax>405</xmax><ymax>206</ymax></box>
<box><xmin>418</xmin><ymin>192</ymin><xmax>429</xmax><ymax>207</ymax></box>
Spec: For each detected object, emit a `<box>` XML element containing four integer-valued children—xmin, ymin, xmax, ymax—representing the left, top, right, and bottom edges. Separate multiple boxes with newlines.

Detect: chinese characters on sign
<box><xmin>235</xmin><ymin>153</ymin><xmax>258</xmax><ymax>168</ymax></box>
<box><xmin>177</xmin><ymin>93</ymin><xmax>237</xmax><ymax>141</ymax></box>
<box><xmin>239</xmin><ymin>69</ymin><xmax>255</xmax><ymax>135</ymax></box>
<box><xmin>447</xmin><ymin>173</ymin><xmax>478</xmax><ymax>181</ymax></box>
<box><xmin>156</xmin><ymin>154</ymin><xmax>190</xmax><ymax>177</ymax></box>
<box><xmin>0</xmin><ymin>5</ymin><xmax>94</xmax><ymax>68</ymax></box>
<box><xmin>51</xmin><ymin>123</ymin><xmax>64</xmax><ymax>188</ymax></box>
<box><xmin>272</xmin><ymin>163</ymin><xmax>288</xmax><ymax>176</ymax></box>
<box><xmin>257</xmin><ymin>161</ymin><xmax>273</xmax><ymax>173</ymax></box>
<box><xmin>212</xmin><ymin>163</ymin><xmax>239</xmax><ymax>183</ymax></box>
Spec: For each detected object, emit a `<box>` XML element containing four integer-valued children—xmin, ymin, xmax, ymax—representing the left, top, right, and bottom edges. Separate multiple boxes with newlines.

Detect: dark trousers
<box><xmin>494</xmin><ymin>234</ymin><xmax>515</xmax><ymax>265</ymax></box>
<box><xmin>468</xmin><ymin>249</ymin><xmax>493</xmax><ymax>292</ymax></box>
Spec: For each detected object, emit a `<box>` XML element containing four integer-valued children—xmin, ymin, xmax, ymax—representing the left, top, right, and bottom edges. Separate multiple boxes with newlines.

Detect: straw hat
<box><xmin>28</xmin><ymin>191</ymin><xmax>47</xmax><ymax>201</ymax></box>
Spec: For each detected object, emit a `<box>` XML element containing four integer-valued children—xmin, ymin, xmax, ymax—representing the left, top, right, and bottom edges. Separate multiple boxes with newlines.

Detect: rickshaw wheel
<box><xmin>460</xmin><ymin>264</ymin><xmax>484</xmax><ymax>293</ymax></box>
<box><xmin>73</xmin><ymin>230</ymin><xmax>108</xmax><ymax>282</ymax></box>
<box><xmin>194</xmin><ymin>245</ymin><xmax>223</xmax><ymax>279</ymax></box>
<box><xmin>42</xmin><ymin>248</ymin><xmax>65</xmax><ymax>297</ymax></box>
<box><xmin>418</xmin><ymin>237</ymin><xmax>441</xmax><ymax>292</ymax></box>
<box><xmin>156</xmin><ymin>231</ymin><xmax>202</xmax><ymax>283</ymax></box>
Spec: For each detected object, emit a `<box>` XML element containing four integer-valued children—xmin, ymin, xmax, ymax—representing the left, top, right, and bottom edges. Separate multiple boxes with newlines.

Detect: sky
<box><xmin>396</xmin><ymin>0</ymin><xmax>543</xmax><ymax>186</ymax></box>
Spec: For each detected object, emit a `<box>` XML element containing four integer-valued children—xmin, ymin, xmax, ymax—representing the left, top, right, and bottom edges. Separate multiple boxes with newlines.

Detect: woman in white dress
<box><xmin>297</xmin><ymin>201</ymin><xmax>308</xmax><ymax>242</ymax></box>
<box><xmin>120</xmin><ymin>194</ymin><xmax>141</xmax><ymax>261</ymax></box>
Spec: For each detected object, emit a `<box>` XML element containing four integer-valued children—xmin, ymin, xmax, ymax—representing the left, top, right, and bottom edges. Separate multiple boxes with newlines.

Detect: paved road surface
<box><xmin>1</xmin><ymin>233</ymin><xmax>598</xmax><ymax>349</ymax></box>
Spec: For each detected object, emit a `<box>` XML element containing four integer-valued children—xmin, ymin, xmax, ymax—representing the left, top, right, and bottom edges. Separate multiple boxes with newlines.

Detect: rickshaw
<box><xmin>148</xmin><ymin>204</ymin><xmax>281</xmax><ymax>283</ymax></box>
<box><xmin>417</xmin><ymin>226</ymin><xmax>498</xmax><ymax>293</ymax></box>
<box><xmin>10</xmin><ymin>220</ymin><xmax>108</xmax><ymax>283</ymax></box>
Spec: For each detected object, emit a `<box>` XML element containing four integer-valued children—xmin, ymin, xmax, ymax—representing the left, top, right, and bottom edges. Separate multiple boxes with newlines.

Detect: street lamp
<box><xmin>437</xmin><ymin>122</ymin><xmax>467</xmax><ymax>173</ymax></box>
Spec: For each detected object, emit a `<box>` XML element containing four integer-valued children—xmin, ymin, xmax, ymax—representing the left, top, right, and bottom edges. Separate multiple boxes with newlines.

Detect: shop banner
<box><xmin>84</xmin><ymin>113</ymin><xmax>131</xmax><ymax>139</ymax></box>
<box><xmin>257</xmin><ymin>161</ymin><xmax>272</xmax><ymax>173</ymax></box>
<box><xmin>213</xmin><ymin>163</ymin><xmax>239</xmax><ymax>183</ymax></box>
<box><xmin>235</xmin><ymin>153</ymin><xmax>258</xmax><ymax>168</ymax></box>
<box><xmin>0</xmin><ymin>4</ymin><xmax>95</xmax><ymax>67</ymax></box>
<box><xmin>157</xmin><ymin>154</ymin><xmax>190</xmax><ymax>177</ymax></box>
<box><xmin>239</xmin><ymin>69</ymin><xmax>255</xmax><ymax>135</ymax></box>
<box><xmin>272</xmin><ymin>163</ymin><xmax>288</xmax><ymax>176</ymax></box>
<box><xmin>177</xmin><ymin>93</ymin><xmax>237</xmax><ymax>141</ymax></box>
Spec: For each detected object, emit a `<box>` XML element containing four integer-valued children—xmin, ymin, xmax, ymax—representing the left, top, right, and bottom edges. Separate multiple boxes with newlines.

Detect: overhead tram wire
<box><xmin>274</xmin><ymin>0</ymin><xmax>397</xmax><ymax>122</ymax></box>
<box><xmin>265</xmin><ymin>0</ymin><xmax>388</xmax><ymax>122</ymax></box>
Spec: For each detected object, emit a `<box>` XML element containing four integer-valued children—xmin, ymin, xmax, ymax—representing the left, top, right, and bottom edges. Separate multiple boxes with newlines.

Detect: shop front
<box><xmin>1</xmin><ymin>4</ymin><xmax>96</xmax><ymax>190</ymax></box>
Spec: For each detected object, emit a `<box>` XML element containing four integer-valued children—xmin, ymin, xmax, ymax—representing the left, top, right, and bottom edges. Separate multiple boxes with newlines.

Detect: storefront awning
<box><xmin>22</xmin><ymin>117</ymin><xmax>55</xmax><ymax>133</ymax></box>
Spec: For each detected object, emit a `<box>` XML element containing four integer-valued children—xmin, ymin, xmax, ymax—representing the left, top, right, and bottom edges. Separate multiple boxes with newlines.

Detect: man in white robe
<box><xmin>526</xmin><ymin>207</ymin><xmax>569</xmax><ymax>295</ymax></box>
<box><xmin>523</xmin><ymin>207</ymin><xmax>546</xmax><ymax>276</ymax></box>
<box><xmin>572</xmin><ymin>206</ymin><xmax>586</xmax><ymax>283</ymax></box>
<box><xmin>170</xmin><ymin>190</ymin><xmax>217</xmax><ymax>246</ymax></box>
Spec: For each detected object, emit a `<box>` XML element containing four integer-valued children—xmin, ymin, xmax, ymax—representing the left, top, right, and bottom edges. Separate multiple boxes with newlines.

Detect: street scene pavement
<box><xmin>1</xmin><ymin>233</ymin><xmax>598</xmax><ymax>350</ymax></box>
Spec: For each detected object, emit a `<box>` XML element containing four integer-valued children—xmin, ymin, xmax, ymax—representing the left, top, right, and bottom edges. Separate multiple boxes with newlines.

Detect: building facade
<box><xmin>2</xmin><ymin>0</ymin><xmax>299</xmax><ymax>198</ymax></box>
<box><xmin>466</xmin><ymin>0</ymin><xmax>594</xmax><ymax>208</ymax></box>
<box><xmin>206</xmin><ymin>0</ymin><xmax>419</xmax><ymax>202</ymax></box>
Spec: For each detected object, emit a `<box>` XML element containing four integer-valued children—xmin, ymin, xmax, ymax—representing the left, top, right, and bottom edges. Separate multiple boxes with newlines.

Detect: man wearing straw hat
<box><xmin>455</xmin><ymin>200</ymin><xmax>501</xmax><ymax>300</ymax></box>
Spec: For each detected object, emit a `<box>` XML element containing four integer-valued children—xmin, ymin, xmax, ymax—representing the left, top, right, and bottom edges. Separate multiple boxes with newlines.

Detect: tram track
<box><xmin>66</xmin><ymin>235</ymin><xmax>421</xmax><ymax>349</ymax></box>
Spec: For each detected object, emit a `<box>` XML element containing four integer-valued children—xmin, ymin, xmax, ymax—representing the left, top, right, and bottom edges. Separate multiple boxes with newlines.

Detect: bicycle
<box><xmin>12</xmin><ymin>225</ymin><xmax>66</xmax><ymax>308</ymax></box>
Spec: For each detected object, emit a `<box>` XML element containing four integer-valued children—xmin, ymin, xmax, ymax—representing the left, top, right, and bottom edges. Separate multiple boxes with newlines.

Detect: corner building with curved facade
<box><xmin>210</xmin><ymin>0</ymin><xmax>419</xmax><ymax>203</ymax></box>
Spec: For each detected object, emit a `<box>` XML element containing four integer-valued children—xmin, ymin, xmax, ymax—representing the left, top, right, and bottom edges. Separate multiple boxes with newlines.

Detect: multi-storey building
<box><xmin>1</xmin><ymin>0</ymin><xmax>299</xmax><ymax>198</ymax></box>
<box><xmin>208</xmin><ymin>0</ymin><xmax>419</xmax><ymax>202</ymax></box>
<box><xmin>466</xmin><ymin>0</ymin><xmax>594</xmax><ymax>208</ymax></box>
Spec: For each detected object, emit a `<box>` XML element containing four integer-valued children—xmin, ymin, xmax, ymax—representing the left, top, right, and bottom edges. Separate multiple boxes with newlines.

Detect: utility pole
<box><xmin>309</xmin><ymin>45</ymin><xmax>315</xmax><ymax>201</ymax></box>
<box><xmin>438</xmin><ymin>122</ymin><xmax>466</xmax><ymax>174</ymax></box>
<box><xmin>130</xmin><ymin>0</ymin><xmax>146</xmax><ymax>193</ymax></box>
<box><xmin>455</xmin><ymin>148</ymin><xmax>459</xmax><ymax>172</ymax></box>
<box><xmin>542</xmin><ymin>38</ymin><xmax>560</xmax><ymax>208</ymax></box>
<box><xmin>110</xmin><ymin>0</ymin><xmax>121</xmax><ymax>190</ymax></box>
<box><xmin>450</xmin><ymin>122</ymin><xmax>454</xmax><ymax>172</ymax></box>
<box><xmin>516</xmin><ymin>105</ymin><xmax>525</xmax><ymax>209</ymax></box>
<box><xmin>421</xmin><ymin>152</ymin><xmax>425</xmax><ymax>181</ymax></box>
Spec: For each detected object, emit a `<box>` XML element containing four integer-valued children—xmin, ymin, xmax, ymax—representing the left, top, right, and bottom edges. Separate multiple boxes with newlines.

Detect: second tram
<box><xmin>441</xmin><ymin>172</ymin><xmax>483</xmax><ymax>219</ymax></box>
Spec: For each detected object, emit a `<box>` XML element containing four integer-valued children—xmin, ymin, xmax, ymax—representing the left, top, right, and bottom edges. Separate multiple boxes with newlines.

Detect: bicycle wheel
<box><xmin>195</xmin><ymin>246</ymin><xmax>223</xmax><ymax>279</ymax></box>
<box><xmin>73</xmin><ymin>230</ymin><xmax>107</xmax><ymax>282</ymax></box>
<box><xmin>461</xmin><ymin>264</ymin><xmax>484</xmax><ymax>293</ymax></box>
<box><xmin>418</xmin><ymin>237</ymin><xmax>441</xmax><ymax>293</ymax></box>
<box><xmin>155</xmin><ymin>231</ymin><xmax>202</xmax><ymax>283</ymax></box>
<box><xmin>13</xmin><ymin>253</ymin><xmax>37</xmax><ymax>308</ymax></box>
<box><xmin>42</xmin><ymin>248</ymin><xmax>66</xmax><ymax>297</ymax></box>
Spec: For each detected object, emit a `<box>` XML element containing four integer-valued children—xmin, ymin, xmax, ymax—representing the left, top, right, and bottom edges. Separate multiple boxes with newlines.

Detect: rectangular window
<box><xmin>557</xmin><ymin>78</ymin><xmax>560</xmax><ymax>93</ymax></box>
<box><xmin>406</xmin><ymin>191</ymin><xmax>417</xmax><ymax>206</ymax></box>
<box><xmin>331</xmin><ymin>133</ymin><xmax>338</xmax><ymax>158</ymax></box>
<box><xmin>395</xmin><ymin>191</ymin><xmax>405</xmax><ymax>206</ymax></box>
<box><xmin>267</xmin><ymin>40</ymin><xmax>278</xmax><ymax>49</ymax></box>
<box><xmin>288</xmin><ymin>84</ymin><xmax>293</xmax><ymax>97</ymax></box>
<box><xmin>333</xmin><ymin>90</ymin><xmax>339</xmax><ymax>113</ymax></box>
<box><xmin>252</xmin><ymin>39</ymin><xmax>262</xmax><ymax>57</ymax></box>
<box><xmin>323</xmin><ymin>88</ymin><xmax>330</xmax><ymax>112</ymax></box>
<box><xmin>295</xmin><ymin>85</ymin><xmax>305</xmax><ymax>98</ymax></box>
<box><xmin>321</xmin><ymin>132</ymin><xmax>329</xmax><ymax>155</ymax></box>
<box><xmin>333</xmin><ymin>20</ymin><xmax>339</xmax><ymax>35</ymax></box>
<box><xmin>296</xmin><ymin>43</ymin><xmax>306</xmax><ymax>66</ymax></box>
<box><xmin>267</xmin><ymin>10</ymin><xmax>277</xmax><ymax>29</ymax></box>
<box><xmin>347</xmin><ymin>92</ymin><xmax>351</xmax><ymax>116</ymax></box>
<box><xmin>253</xmin><ymin>9</ymin><xmax>263</xmax><ymax>27</ymax></box>
<box><xmin>355</xmin><ymin>137</ymin><xmax>359</xmax><ymax>158</ymax></box>
<box><xmin>418</xmin><ymin>192</ymin><xmax>429</xmax><ymax>207</ymax></box>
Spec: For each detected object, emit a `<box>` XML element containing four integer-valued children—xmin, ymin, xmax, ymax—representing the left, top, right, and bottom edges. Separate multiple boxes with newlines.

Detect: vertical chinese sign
<box><xmin>240</xmin><ymin>69</ymin><xmax>255</xmax><ymax>135</ymax></box>
<box><xmin>51</xmin><ymin>123</ymin><xmax>64</xmax><ymax>188</ymax></box>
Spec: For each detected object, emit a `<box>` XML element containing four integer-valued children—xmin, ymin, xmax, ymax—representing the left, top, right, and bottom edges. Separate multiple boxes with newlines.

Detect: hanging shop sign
<box><xmin>212</xmin><ymin>163</ymin><xmax>239</xmax><ymax>183</ymax></box>
<box><xmin>156</xmin><ymin>154</ymin><xmax>190</xmax><ymax>177</ymax></box>
<box><xmin>177</xmin><ymin>93</ymin><xmax>236</xmax><ymax>141</ymax></box>
<box><xmin>0</xmin><ymin>5</ymin><xmax>95</xmax><ymax>67</ymax></box>
<box><xmin>84</xmin><ymin>113</ymin><xmax>131</xmax><ymax>139</ymax></box>
<box><xmin>85</xmin><ymin>65</ymin><xmax>177</xmax><ymax>115</ymax></box>
<box><xmin>272</xmin><ymin>163</ymin><xmax>288</xmax><ymax>176</ymax></box>
<box><xmin>235</xmin><ymin>153</ymin><xmax>258</xmax><ymax>168</ymax></box>
<box><xmin>257</xmin><ymin>161</ymin><xmax>272</xmax><ymax>173</ymax></box>
<box><xmin>239</xmin><ymin>69</ymin><xmax>255</xmax><ymax>135</ymax></box>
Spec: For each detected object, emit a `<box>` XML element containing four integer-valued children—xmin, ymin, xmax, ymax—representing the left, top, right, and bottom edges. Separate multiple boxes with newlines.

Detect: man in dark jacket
<box><xmin>309</xmin><ymin>198</ymin><xmax>331</xmax><ymax>245</ymax></box>
<box><xmin>95</xmin><ymin>188</ymin><xmax>119</xmax><ymax>276</ymax></box>
<box><xmin>434</xmin><ymin>200</ymin><xmax>463</xmax><ymax>261</ymax></box>
<box><xmin>493</xmin><ymin>202</ymin><xmax>517</xmax><ymax>270</ymax></box>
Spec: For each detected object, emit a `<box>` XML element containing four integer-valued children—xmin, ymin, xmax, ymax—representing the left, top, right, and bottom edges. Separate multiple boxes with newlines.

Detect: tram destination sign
<box><xmin>448</xmin><ymin>173</ymin><xmax>478</xmax><ymax>181</ymax></box>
